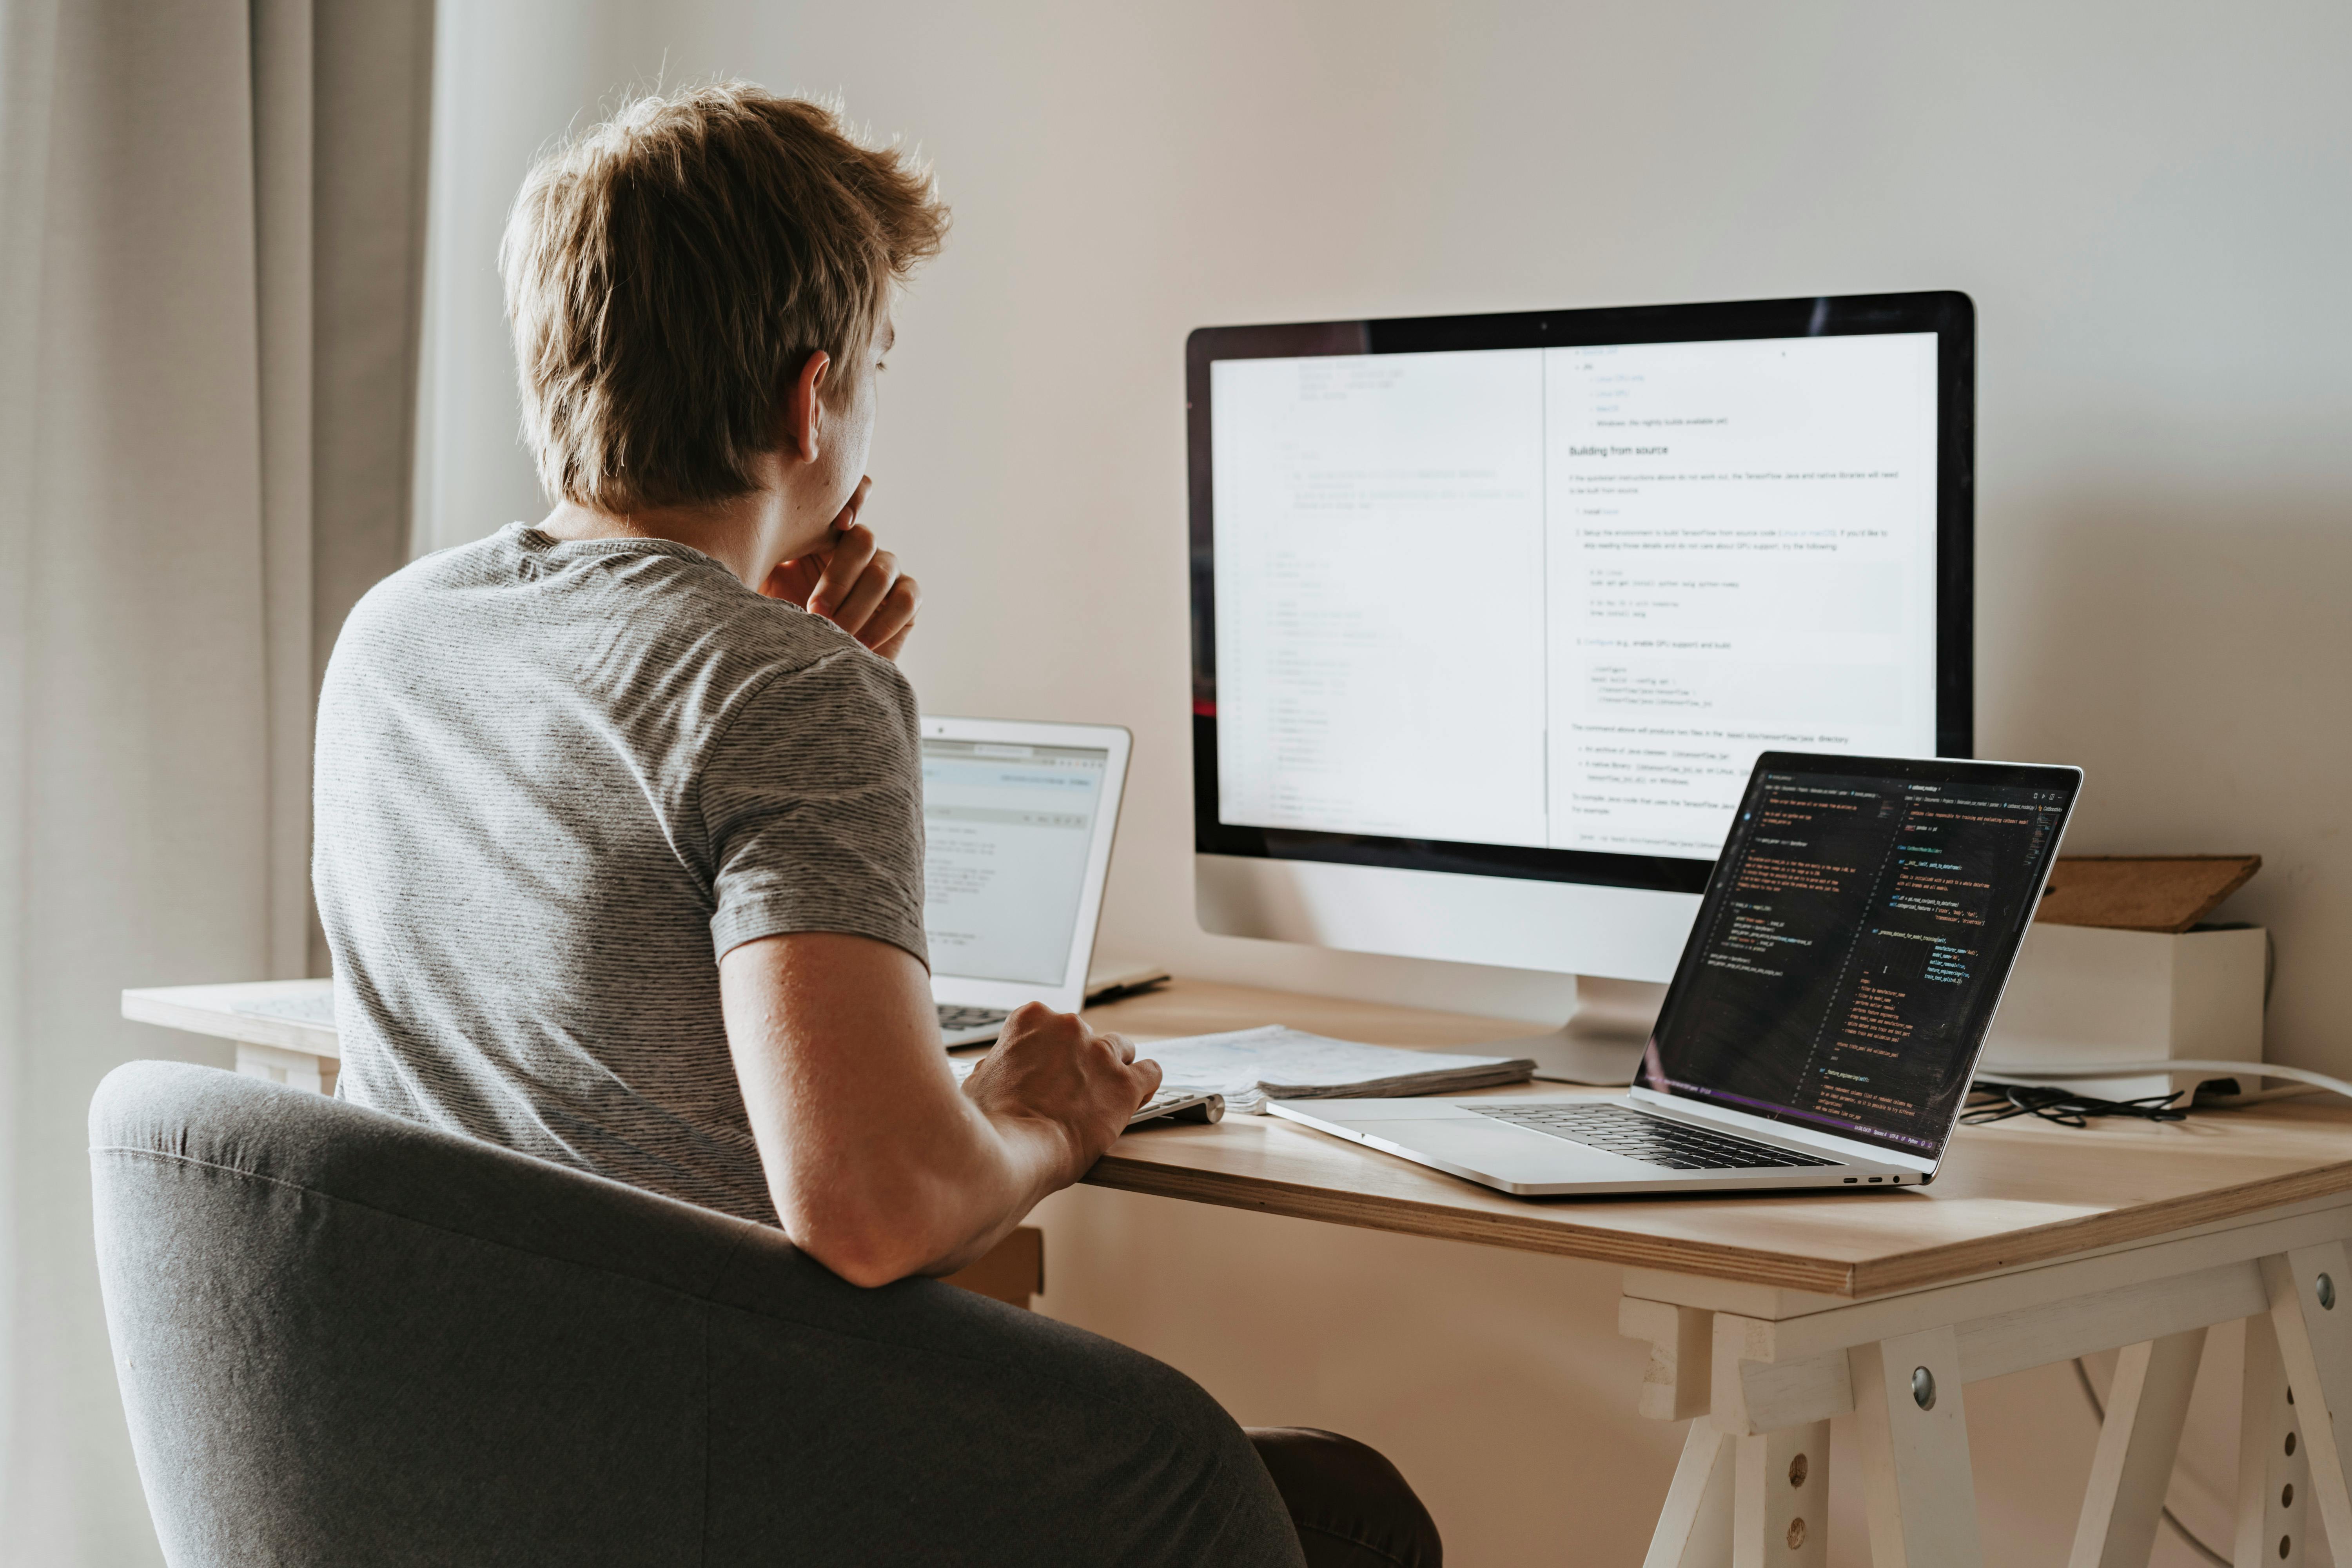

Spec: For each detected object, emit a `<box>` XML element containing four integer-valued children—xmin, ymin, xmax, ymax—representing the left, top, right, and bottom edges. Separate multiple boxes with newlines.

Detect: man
<box><xmin>315</xmin><ymin>83</ymin><xmax>1437</xmax><ymax>1566</ymax></box>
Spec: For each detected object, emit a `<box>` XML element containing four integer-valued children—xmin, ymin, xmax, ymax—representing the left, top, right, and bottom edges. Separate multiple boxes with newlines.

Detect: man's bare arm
<box><xmin>719</xmin><ymin>931</ymin><xmax>1159</xmax><ymax>1286</ymax></box>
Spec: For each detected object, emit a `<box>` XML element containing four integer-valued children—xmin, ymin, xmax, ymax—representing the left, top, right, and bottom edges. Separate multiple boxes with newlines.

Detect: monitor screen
<box><xmin>1190</xmin><ymin>293</ymin><xmax>1973</xmax><ymax>898</ymax></box>
<box><xmin>1639</xmin><ymin>755</ymin><xmax>2077</xmax><ymax>1157</ymax></box>
<box><xmin>921</xmin><ymin>738</ymin><xmax>1110</xmax><ymax>985</ymax></box>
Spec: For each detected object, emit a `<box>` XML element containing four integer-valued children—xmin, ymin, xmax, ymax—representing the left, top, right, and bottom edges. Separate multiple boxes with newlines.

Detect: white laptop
<box><xmin>920</xmin><ymin>716</ymin><xmax>1140</xmax><ymax>1047</ymax></box>
<box><xmin>1269</xmin><ymin>753</ymin><xmax>2083</xmax><ymax>1196</ymax></box>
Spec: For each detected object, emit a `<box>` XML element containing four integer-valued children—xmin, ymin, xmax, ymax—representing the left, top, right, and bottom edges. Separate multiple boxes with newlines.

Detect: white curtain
<box><xmin>0</xmin><ymin>0</ymin><xmax>431</xmax><ymax>1557</ymax></box>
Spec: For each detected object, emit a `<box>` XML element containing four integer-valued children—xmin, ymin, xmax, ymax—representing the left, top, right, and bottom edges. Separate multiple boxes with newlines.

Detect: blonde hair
<box><xmin>501</xmin><ymin>84</ymin><xmax>949</xmax><ymax>512</ymax></box>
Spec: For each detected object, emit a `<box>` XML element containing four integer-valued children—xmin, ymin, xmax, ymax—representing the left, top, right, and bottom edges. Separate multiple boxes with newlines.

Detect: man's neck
<box><xmin>537</xmin><ymin>485</ymin><xmax>813</xmax><ymax>591</ymax></box>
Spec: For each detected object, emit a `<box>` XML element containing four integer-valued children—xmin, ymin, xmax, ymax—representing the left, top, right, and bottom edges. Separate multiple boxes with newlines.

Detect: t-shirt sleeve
<box><xmin>698</xmin><ymin>647</ymin><xmax>929</xmax><ymax>966</ymax></box>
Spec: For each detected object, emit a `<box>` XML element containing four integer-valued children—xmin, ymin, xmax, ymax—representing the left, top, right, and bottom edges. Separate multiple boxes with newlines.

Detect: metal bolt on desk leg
<box><xmin>1911</xmin><ymin>1366</ymin><xmax>1937</xmax><ymax>1410</ymax></box>
<box><xmin>1787</xmin><ymin>1516</ymin><xmax>1808</xmax><ymax>1549</ymax></box>
<box><xmin>1788</xmin><ymin>1453</ymin><xmax>1807</xmax><ymax>1488</ymax></box>
<box><xmin>2317</xmin><ymin>1273</ymin><xmax>2335</xmax><ymax>1310</ymax></box>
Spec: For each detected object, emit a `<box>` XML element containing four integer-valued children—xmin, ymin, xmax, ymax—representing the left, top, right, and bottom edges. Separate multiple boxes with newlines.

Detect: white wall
<box><xmin>417</xmin><ymin>4</ymin><xmax>2351</xmax><ymax>1562</ymax></box>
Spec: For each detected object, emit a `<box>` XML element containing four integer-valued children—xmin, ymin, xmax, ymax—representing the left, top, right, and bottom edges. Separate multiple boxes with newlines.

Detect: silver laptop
<box><xmin>919</xmin><ymin>716</ymin><xmax>1142</xmax><ymax>1047</ymax></box>
<box><xmin>1269</xmin><ymin>753</ymin><xmax>2082</xmax><ymax>1196</ymax></box>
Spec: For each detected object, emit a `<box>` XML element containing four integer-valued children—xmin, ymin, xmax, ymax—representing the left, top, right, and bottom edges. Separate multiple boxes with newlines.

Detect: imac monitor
<box><xmin>1188</xmin><ymin>292</ymin><xmax>1975</xmax><ymax>1029</ymax></box>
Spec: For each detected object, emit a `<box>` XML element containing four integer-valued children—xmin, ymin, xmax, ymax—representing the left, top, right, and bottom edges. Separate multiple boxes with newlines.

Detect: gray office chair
<box><xmin>89</xmin><ymin>1060</ymin><xmax>1304</xmax><ymax>1566</ymax></box>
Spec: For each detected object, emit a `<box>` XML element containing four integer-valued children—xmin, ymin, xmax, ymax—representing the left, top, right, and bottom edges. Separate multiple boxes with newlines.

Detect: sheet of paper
<box><xmin>1137</xmin><ymin>1025</ymin><xmax>1530</xmax><ymax>1112</ymax></box>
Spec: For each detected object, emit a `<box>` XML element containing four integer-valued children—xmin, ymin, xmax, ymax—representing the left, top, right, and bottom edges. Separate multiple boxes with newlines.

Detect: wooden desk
<box><xmin>126</xmin><ymin>976</ymin><xmax>2352</xmax><ymax>1568</ymax></box>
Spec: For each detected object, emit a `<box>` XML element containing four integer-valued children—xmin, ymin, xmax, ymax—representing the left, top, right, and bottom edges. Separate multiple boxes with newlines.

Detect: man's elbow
<box><xmin>801</xmin><ymin>1230</ymin><xmax>926</xmax><ymax>1289</ymax></box>
<box><xmin>780</xmin><ymin>1194</ymin><xmax>942</xmax><ymax>1289</ymax></box>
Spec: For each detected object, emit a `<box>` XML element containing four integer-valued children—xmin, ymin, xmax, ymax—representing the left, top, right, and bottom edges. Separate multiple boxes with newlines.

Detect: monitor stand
<box><xmin>1476</xmin><ymin>976</ymin><xmax>1667</xmax><ymax>1087</ymax></box>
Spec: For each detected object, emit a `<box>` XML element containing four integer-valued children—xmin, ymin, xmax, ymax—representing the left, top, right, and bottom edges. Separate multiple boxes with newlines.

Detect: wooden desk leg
<box><xmin>1851</xmin><ymin>1326</ymin><xmax>1982</xmax><ymax>1568</ymax></box>
<box><xmin>942</xmin><ymin>1227</ymin><xmax>1045</xmax><ymax>1310</ymax></box>
<box><xmin>2067</xmin><ymin>1328</ymin><xmax>2206</xmax><ymax>1568</ymax></box>
<box><xmin>1641</xmin><ymin>1417</ymin><xmax>1829</xmax><ymax>1568</ymax></box>
<box><xmin>2238</xmin><ymin>1312</ymin><xmax>2311</xmax><ymax>1568</ymax></box>
<box><xmin>1736</xmin><ymin>1421</ymin><xmax>1829</xmax><ymax>1568</ymax></box>
<box><xmin>1644</xmin><ymin>1420</ymin><xmax>1733</xmax><ymax>1568</ymax></box>
<box><xmin>234</xmin><ymin>1042</ymin><xmax>338</xmax><ymax>1096</ymax></box>
<box><xmin>2263</xmin><ymin>1244</ymin><xmax>2352</xmax><ymax>1561</ymax></box>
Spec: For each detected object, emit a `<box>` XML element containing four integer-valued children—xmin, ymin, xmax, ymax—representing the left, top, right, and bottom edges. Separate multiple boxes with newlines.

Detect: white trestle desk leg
<box><xmin>1851</xmin><ymin>1325</ymin><xmax>1982</xmax><ymax>1568</ymax></box>
<box><xmin>2067</xmin><ymin>1328</ymin><xmax>2207</xmax><ymax>1568</ymax></box>
<box><xmin>1734</xmin><ymin>1420</ymin><xmax>1829</xmax><ymax>1568</ymax></box>
<box><xmin>234</xmin><ymin>1042</ymin><xmax>336</xmax><ymax>1096</ymax></box>
<box><xmin>2262</xmin><ymin>1244</ymin><xmax>2352</xmax><ymax>1561</ymax></box>
<box><xmin>1646</xmin><ymin>1419</ymin><xmax>1735</xmax><ymax>1568</ymax></box>
<box><xmin>2238</xmin><ymin>1312</ymin><xmax>2310</xmax><ymax>1568</ymax></box>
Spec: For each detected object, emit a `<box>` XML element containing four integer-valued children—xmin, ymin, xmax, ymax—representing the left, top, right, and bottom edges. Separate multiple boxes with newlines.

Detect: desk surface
<box><xmin>125</xmin><ymin>975</ymin><xmax>2352</xmax><ymax>1302</ymax></box>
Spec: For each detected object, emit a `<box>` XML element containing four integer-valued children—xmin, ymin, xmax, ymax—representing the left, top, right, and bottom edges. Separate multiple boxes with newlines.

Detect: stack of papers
<box><xmin>1134</xmin><ymin>1025</ymin><xmax>1536</xmax><ymax>1115</ymax></box>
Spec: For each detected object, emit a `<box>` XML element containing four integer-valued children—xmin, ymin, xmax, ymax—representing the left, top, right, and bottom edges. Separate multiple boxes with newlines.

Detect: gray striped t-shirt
<box><xmin>313</xmin><ymin>523</ymin><xmax>927</xmax><ymax>1224</ymax></box>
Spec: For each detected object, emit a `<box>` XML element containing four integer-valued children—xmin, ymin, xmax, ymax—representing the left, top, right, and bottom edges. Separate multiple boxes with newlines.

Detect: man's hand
<box><xmin>961</xmin><ymin>1003</ymin><xmax>1163</xmax><ymax>1182</ymax></box>
<box><xmin>762</xmin><ymin>476</ymin><xmax>921</xmax><ymax>659</ymax></box>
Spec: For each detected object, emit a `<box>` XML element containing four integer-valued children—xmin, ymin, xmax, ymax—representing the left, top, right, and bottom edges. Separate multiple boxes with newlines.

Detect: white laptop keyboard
<box><xmin>1472</xmin><ymin>1103</ymin><xmax>1836</xmax><ymax>1170</ymax></box>
<box><xmin>936</xmin><ymin>1004</ymin><xmax>1010</xmax><ymax>1035</ymax></box>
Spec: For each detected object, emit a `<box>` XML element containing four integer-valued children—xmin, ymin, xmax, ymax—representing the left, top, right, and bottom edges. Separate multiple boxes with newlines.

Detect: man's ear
<box><xmin>780</xmin><ymin>350</ymin><xmax>831</xmax><ymax>463</ymax></box>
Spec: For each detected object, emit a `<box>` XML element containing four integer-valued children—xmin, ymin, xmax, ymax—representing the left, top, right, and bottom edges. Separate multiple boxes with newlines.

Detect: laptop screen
<box><xmin>922</xmin><ymin>738</ymin><xmax>1111</xmax><ymax>985</ymax></box>
<box><xmin>1638</xmin><ymin>755</ymin><xmax>2078</xmax><ymax>1158</ymax></box>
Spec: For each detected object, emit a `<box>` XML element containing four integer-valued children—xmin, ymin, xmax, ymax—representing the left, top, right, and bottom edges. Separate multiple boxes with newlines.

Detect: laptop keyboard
<box><xmin>1470</xmin><ymin>1103</ymin><xmax>1838</xmax><ymax>1170</ymax></box>
<box><xmin>937</xmin><ymin>1004</ymin><xmax>1011</xmax><ymax>1033</ymax></box>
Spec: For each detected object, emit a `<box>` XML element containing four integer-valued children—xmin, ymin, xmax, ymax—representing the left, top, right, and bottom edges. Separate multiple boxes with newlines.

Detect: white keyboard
<box><xmin>1127</xmin><ymin>1087</ymin><xmax>1224</xmax><ymax>1126</ymax></box>
<box><xmin>946</xmin><ymin>1054</ymin><xmax>1221</xmax><ymax>1127</ymax></box>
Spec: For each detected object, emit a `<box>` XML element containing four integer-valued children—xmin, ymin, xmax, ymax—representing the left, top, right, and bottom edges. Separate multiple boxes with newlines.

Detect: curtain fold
<box><xmin>0</xmin><ymin>0</ymin><xmax>431</xmax><ymax>1557</ymax></box>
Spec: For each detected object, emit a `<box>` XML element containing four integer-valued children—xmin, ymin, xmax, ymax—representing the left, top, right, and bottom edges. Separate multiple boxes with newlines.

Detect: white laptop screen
<box><xmin>922</xmin><ymin>738</ymin><xmax>1111</xmax><ymax>985</ymax></box>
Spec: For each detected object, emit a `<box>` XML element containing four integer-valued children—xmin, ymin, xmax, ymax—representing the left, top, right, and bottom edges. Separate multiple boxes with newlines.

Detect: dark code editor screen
<box><xmin>1640</xmin><ymin>760</ymin><xmax>2076</xmax><ymax>1156</ymax></box>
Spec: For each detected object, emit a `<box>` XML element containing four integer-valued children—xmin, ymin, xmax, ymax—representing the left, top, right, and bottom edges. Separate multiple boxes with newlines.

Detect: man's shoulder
<box><xmin>341</xmin><ymin>525</ymin><xmax>887</xmax><ymax>688</ymax></box>
<box><xmin>577</xmin><ymin>546</ymin><xmax>912</xmax><ymax>715</ymax></box>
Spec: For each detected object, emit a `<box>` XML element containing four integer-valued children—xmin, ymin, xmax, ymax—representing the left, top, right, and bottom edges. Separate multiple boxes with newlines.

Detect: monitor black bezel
<box><xmin>1636</xmin><ymin>750</ymin><xmax>2082</xmax><ymax>1164</ymax></box>
<box><xmin>1186</xmin><ymin>290</ymin><xmax>1976</xmax><ymax>897</ymax></box>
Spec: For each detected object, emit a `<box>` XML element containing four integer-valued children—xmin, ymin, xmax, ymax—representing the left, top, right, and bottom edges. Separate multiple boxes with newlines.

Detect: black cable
<box><xmin>2071</xmin><ymin>1356</ymin><xmax>2229</xmax><ymax>1567</ymax></box>
<box><xmin>1963</xmin><ymin>1080</ymin><xmax>2190</xmax><ymax>1128</ymax></box>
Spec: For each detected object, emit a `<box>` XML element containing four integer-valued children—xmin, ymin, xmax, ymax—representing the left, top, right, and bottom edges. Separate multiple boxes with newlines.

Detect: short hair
<box><xmin>501</xmin><ymin>84</ymin><xmax>949</xmax><ymax>513</ymax></box>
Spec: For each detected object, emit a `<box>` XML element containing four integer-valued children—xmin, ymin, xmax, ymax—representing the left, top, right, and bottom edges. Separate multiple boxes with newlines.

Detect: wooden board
<box><xmin>941</xmin><ymin>1225</ymin><xmax>1045</xmax><ymax>1307</ymax></box>
<box><xmin>1082</xmin><ymin>981</ymin><xmax>2352</xmax><ymax>1300</ymax></box>
<box><xmin>127</xmin><ymin>975</ymin><xmax>2352</xmax><ymax>1302</ymax></box>
<box><xmin>2035</xmin><ymin>855</ymin><xmax>2262</xmax><ymax>933</ymax></box>
<box><xmin>123</xmin><ymin>978</ymin><xmax>340</xmax><ymax>1056</ymax></box>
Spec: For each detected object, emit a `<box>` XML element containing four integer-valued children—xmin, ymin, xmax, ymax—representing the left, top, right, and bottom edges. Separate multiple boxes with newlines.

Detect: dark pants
<box><xmin>1248</xmin><ymin>1427</ymin><xmax>1443</xmax><ymax>1568</ymax></box>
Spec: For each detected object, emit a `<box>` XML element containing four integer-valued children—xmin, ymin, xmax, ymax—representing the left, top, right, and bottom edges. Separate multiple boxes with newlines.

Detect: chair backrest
<box><xmin>90</xmin><ymin>1060</ymin><xmax>1307</xmax><ymax>1568</ymax></box>
<box><xmin>92</xmin><ymin>1060</ymin><xmax>795</xmax><ymax>1565</ymax></box>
